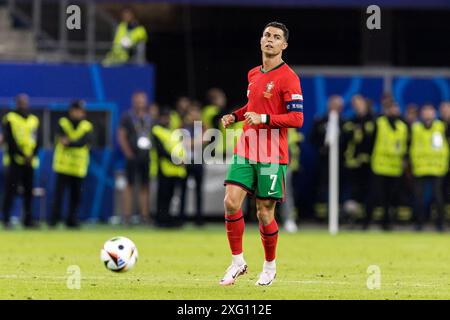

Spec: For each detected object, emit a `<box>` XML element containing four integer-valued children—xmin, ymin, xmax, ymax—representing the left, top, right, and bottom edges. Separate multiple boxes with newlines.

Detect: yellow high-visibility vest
<box><xmin>151</xmin><ymin>125</ymin><xmax>186</xmax><ymax>178</ymax></box>
<box><xmin>288</xmin><ymin>128</ymin><xmax>303</xmax><ymax>171</ymax></box>
<box><xmin>2</xmin><ymin>111</ymin><xmax>39</xmax><ymax>168</ymax></box>
<box><xmin>202</xmin><ymin>104</ymin><xmax>219</xmax><ymax>130</ymax></box>
<box><xmin>113</xmin><ymin>22</ymin><xmax>148</xmax><ymax>48</ymax></box>
<box><xmin>103</xmin><ymin>22</ymin><xmax>148</xmax><ymax>65</ymax></box>
<box><xmin>169</xmin><ymin>111</ymin><xmax>182</xmax><ymax>130</ymax></box>
<box><xmin>410</xmin><ymin>120</ymin><xmax>449</xmax><ymax>177</ymax></box>
<box><xmin>52</xmin><ymin>117</ymin><xmax>93</xmax><ymax>178</ymax></box>
<box><xmin>371</xmin><ymin>116</ymin><xmax>408</xmax><ymax>177</ymax></box>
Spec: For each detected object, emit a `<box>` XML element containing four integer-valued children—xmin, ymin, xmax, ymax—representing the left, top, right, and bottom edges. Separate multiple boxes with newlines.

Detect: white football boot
<box><xmin>256</xmin><ymin>261</ymin><xmax>276</xmax><ymax>286</ymax></box>
<box><xmin>219</xmin><ymin>254</ymin><xmax>248</xmax><ymax>286</ymax></box>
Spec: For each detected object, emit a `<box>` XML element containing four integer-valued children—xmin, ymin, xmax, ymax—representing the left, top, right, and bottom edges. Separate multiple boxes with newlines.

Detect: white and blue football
<box><xmin>101</xmin><ymin>236</ymin><xmax>138</xmax><ymax>272</ymax></box>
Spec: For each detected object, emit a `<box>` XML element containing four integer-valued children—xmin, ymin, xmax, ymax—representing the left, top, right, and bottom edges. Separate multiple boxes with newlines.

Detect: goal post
<box><xmin>325</xmin><ymin>110</ymin><xmax>340</xmax><ymax>235</ymax></box>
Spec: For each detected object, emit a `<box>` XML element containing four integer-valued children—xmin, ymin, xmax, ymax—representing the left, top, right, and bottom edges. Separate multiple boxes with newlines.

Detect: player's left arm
<box><xmin>269</xmin><ymin>73</ymin><xmax>304</xmax><ymax>128</ymax></box>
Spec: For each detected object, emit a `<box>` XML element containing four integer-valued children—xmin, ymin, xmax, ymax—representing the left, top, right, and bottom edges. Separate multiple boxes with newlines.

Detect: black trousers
<box><xmin>2</xmin><ymin>162</ymin><xmax>34</xmax><ymax>224</ymax></box>
<box><xmin>345</xmin><ymin>164</ymin><xmax>371</xmax><ymax>203</ymax></box>
<box><xmin>444</xmin><ymin>172</ymin><xmax>450</xmax><ymax>205</ymax></box>
<box><xmin>413</xmin><ymin>176</ymin><xmax>445</xmax><ymax>230</ymax></box>
<box><xmin>365</xmin><ymin>174</ymin><xmax>401</xmax><ymax>229</ymax></box>
<box><xmin>50</xmin><ymin>173</ymin><xmax>83</xmax><ymax>225</ymax></box>
<box><xmin>179</xmin><ymin>164</ymin><xmax>204</xmax><ymax>223</ymax></box>
<box><xmin>156</xmin><ymin>174</ymin><xmax>181</xmax><ymax>226</ymax></box>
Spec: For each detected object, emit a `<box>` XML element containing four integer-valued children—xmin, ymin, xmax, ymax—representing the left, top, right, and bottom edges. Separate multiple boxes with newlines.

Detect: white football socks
<box><xmin>263</xmin><ymin>260</ymin><xmax>276</xmax><ymax>272</ymax></box>
<box><xmin>232</xmin><ymin>253</ymin><xmax>246</xmax><ymax>266</ymax></box>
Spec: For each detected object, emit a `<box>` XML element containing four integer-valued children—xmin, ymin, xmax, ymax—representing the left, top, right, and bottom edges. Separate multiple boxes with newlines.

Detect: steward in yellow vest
<box><xmin>371</xmin><ymin>115</ymin><xmax>408</xmax><ymax>177</ymax></box>
<box><xmin>152</xmin><ymin>107</ymin><xmax>186</xmax><ymax>228</ymax></box>
<box><xmin>365</xmin><ymin>102</ymin><xmax>408</xmax><ymax>230</ymax></box>
<box><xmin>410</xmin><ymin>120</ymin><xmax>449</xmax><ymax>177</ymax></box>
<box><xmin>49</xmin><ymin>101</ymin><xmax>93</xmax><ymax>228</ymax></box>
<box><xmin>410</xmin><ymin>104</ymin><xmax>449</xmax><ymax>231</ymax></box>
<box><xmin>1</xmin><ymin>94</ymin><xmax>40</xmax><ymax>228</ymax></box>
<box><xmin>103</xmin><ymin>8</ymin><xmax>148</xmax><ymax>66</ymax></box>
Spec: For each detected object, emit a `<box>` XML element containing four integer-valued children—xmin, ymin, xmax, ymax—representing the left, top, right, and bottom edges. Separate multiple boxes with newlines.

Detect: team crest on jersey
<box><xmin>263</xmin><ymin>81</ymin><xmax>274</xmax><ymax>98</ymax></box>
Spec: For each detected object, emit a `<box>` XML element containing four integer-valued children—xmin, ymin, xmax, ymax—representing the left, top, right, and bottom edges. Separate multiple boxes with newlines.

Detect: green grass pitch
<box><xmin>0</xmin><ymin>224</ymin><xmax>449</xmax><ymax>300</ymax></box>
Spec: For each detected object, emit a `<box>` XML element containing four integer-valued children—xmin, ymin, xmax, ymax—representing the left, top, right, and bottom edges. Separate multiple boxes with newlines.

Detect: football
<box><xmin>100</xmin><ymin>236</ymin><xmax>138</xmax><ymax>272</ymax></box>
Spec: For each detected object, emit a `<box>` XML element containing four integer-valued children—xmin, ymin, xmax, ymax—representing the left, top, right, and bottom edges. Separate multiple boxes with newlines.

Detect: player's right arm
<box><xmin>221</xmin><ymin>104</ymin><xmax>248</xmax><ymax>128</ymax></box>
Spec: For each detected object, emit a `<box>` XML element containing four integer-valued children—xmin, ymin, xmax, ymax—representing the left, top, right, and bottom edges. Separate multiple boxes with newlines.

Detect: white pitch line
<box><xmin>0</xmin><ymin>274</ymin><xmax>345</xmax><ymax>284</ymax></box>
<box><xmin>0</xmin><ymin>274</ymin><xmax>444</xmax><ymax>288</ymax></box>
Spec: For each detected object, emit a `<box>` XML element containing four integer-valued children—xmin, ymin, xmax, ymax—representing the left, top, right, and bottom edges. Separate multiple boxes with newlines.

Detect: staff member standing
<box><xmin>342</xmin><ymin>94</ymin><xmax>375</xmax><ymax>219</ymax></box>
<box><xmin>342</xmin><ymin>95</ymin><xmax>375</xmax><ymax>221</ymax></box>
<box><xmin>152</xmin><ymin>107</ymin><xmax>186</xmax><ymax>228</ymax></box>
<box><xmin>49</xmin><ymin>101</ymin><xmax>93</xmax><ymax>228</ymax></box>
<box><xmin>410</xmin><ymin>104</ymin><xmax>449</xmax><ymax>231</ymax></box>
<box><xmin>2</xmin><ymin>94</ymin><xmax>40</xmax><ymax>228</ymax></box>
<box><xmin>365</xmin><ymin>101</ymin><xmax>408</xmax><ymax>230</ymax></box>
<box><xmin>102</xmin><ymin>7</ymin><xmax>148</xmax><ymax>66</ymax></box>
<box><xmin>118</xmin><ymin>91</ymin><xmax>153</xmax><ymax>225</ymax></box>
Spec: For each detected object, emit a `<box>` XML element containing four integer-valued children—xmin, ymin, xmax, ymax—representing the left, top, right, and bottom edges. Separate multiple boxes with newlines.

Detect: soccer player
<box><xmin>220</xmin><ymin>22</ymin><xmax>304</xmax><ymax>286</ymax></box>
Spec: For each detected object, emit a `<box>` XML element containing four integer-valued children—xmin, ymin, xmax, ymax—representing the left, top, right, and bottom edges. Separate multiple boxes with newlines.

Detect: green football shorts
<box><xmin>224</xmin><ymin>154</ymin><xmax>287</xmax><ymax>201</ymax></box>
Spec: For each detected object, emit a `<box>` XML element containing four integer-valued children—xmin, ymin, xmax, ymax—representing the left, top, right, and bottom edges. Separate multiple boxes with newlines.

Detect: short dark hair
<box><xmin>70</xmin><ymin>100</ymin><xmax>86</xmax><ymax>110</ymax></box>
<box><xmin>264</xmin><ymin>22</ymin><xmax>289</xmax><ymax>41</ymax></box>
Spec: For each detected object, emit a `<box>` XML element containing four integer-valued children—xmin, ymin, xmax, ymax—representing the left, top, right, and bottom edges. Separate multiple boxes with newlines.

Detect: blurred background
<box><xmin>0</xmin><ymin>0</ymin><xmax>449</xmax><ymax>230</ymax></box>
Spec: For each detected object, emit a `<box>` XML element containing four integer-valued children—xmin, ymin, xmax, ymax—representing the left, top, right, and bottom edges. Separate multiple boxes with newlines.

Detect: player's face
<box><xmin>260</xmin><ymin>27</ymin><xmax>287</xmax><ymax>57</ymax></box>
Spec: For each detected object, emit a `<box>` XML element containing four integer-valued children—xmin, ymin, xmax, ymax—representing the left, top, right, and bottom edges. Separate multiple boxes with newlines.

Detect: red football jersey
<box><xmin>232</xmin><ymin>62</ymin><xmax>304</xmax><ymax>164</ymax></box>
